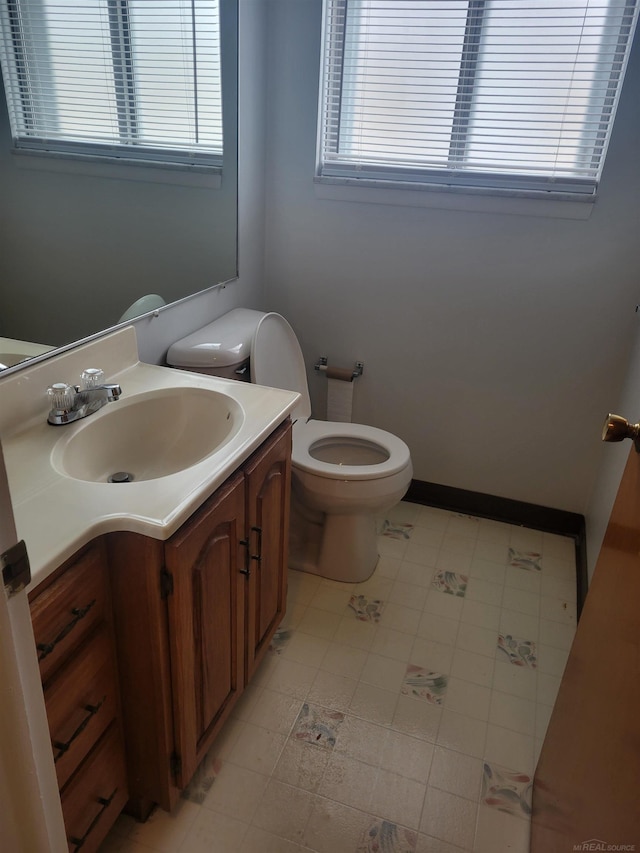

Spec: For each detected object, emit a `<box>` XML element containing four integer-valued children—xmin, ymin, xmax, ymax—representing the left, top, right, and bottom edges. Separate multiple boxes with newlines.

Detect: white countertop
<box><xmin>0</xmin><ymin>327</ymin><xmax>299</xmax><ymax>590</ymax></box>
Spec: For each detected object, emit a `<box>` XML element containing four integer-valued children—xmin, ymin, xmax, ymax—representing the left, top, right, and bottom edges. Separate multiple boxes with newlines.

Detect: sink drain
<box><xmin>108</xmin><ymin>471</ymin><xmax>134</xmax><ymax>483</ymax></box>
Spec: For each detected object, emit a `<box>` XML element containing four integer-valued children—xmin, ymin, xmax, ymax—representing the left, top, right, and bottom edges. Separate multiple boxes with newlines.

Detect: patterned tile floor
<box><xmin>100</xmin><ymin>501</ymin><xmax>578</xmax><ymax>853</ymax></box>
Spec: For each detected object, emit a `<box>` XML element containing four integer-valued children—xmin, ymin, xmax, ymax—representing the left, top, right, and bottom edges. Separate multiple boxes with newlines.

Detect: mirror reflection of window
<box><xmin>0</xmin><ymin>0</ymin><xmax>223</xmax><ymax>167</ymax></box>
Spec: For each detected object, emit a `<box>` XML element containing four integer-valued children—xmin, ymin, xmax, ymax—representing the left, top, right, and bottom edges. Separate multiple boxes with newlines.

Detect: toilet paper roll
<box><xmin>327</xmin><ymin>377</ymin><xmax>354</xmax><ymax>422</ymax></box>
<box><xmin>325</xmin><ymin>366</ymin><xmax>354</xmax><ymax>382</ymax></box>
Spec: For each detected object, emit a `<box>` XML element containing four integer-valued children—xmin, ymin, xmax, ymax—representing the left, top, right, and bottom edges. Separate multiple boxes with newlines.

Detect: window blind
<box><xmin>318</xmin><ymin>0</ymin><xmax>638</xmax><ymax>195</ymax></box>
<box><xmin>0</xmin><ymin>0</ymin><xmax>223</xmax><ymax>167</ymax></box>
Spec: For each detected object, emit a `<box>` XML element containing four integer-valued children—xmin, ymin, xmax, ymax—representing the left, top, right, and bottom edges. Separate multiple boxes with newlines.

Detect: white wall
<box><xmin>262</xmin><ymin>0</ymin><xmax>640</xmax><ymax>515</ymax></box>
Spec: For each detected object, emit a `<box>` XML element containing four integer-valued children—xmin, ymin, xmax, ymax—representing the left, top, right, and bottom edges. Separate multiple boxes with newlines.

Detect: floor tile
<box><xmin>411</xmin><ymin>637</ymin><xmax>455</xmax><ymax>673</ymax></box>
<box><xmin>488</xmin><ymin>691</ymin><xmax>536</xmax><ymax>737</ymax></box>
<box><xmin>361</xmin><ymin>652</ymin><xmax>409</xmax><ymax>693</ymax></box>
<box><xmin>428</xmin><ymin>746</ymin><xmax>483</xmax><ymax>802</ymax></box>
<box><xmin>202</xmin><ymin>763</ymin><xmax>269</xmax><ymax>823</ymax></box>
<box><xmin>436</xmin><ymin>709</ymin><xmax>487</xmax><ymax>758</ymax></box>
<box><xmin>272</xmin><ymin>738</ymin><xmax>332</xmax><ymax>792</ymax></box>
<box><xmin>415</xmin><ymin>832</ymin><xmax>468</xmax><ymax>853</ymax></box>
<box><xmin>424</xmin><ymin>591</ymin><xmax>465</xmax><ymax>622</ymax></box>
<box><xmin>484</xmin><ymin>724</ymin><xmax>535</xmax><ymax>775</ymax></box>
<box><xmin>501</xmin><ymin>586</ymin><xmax>540</xmax><ymax>618</ymax></box>
<box><xmin>178</xmin><ymin>809</ymin><xmax>249</xmax><ymax>852</ymax></box>
<box><xmin>503</xmin><ymin>565</ymin><xmax>541</xmax><ymax>594</ymax></box>
<box><xmin>492</xmin><ymin>660</ymin><xmax>537</xmax><ymax>702</ymax></box>
<box><xmin>239</xmin><ymin>826</ymin><xmax>307</xmax><ymax>853</ymax></box>
<box><xmin>372</xmin><ymin>626</ymin><xmax>416</xmax><ymax>662</ymax></box>
<box><xmin>464</xmin><ymin>577</ymin><xmax>503</xmax><ymax>607</ymax></box>
<box><xmin>265</xmin><ymin>657</ymin><xmax>318</xmax><ymax>700</ymax></box>
<box><xmin>455</xmin><ymin>623</ymin><xmax>500</xmax><ymax>659</ymax></box>
<box><xmin>303</xmin><ymin>797</ymin><xmax>370</xmax><ymax>853</ymax></box>
<box><xmin>380</xmin><ymin>730</ymin><xmax>435</xmax><ymax>784</ymax></box>
<box><xmin>297</xmin><ymin>606</ymin><xmax>343</xmax><ymax>640</ymax></box>
<box><xmin>459</xmin><ymin>600</ymin><xmax>501</xmax><ymax>631</ymax></box>
<box><xmin>318</xmin><ymin>752</ymin><xmax>377</xmax><ymax>811</ymax></box>
<box><xmin>481</xmin><ymin>761</ymin><xmax>532</xmax><ymax>819</ymax></box>
<box><xmin>320</xmin><ymin>641</ymin><xmax>368</xmax><ymax>679</ymax></box>
<box><xmin>358</xmin><ymin>819</ymin><xmax>418</xmax><ymax>853</ymax></box>
<box><xmin>226</xmin><ymin>722</ymin><xmax>287</xmax><ymax>776</ymax></box>
<box><xmin>306</xmin><ymin>669</ymin><xmax>358</xmax><ymax>713</ymax></box>
<box><xmin>473</xmin><ymin>804</ymin><xmax>530</xmax><ymax>853</ymax></box>
<box><xmin>393</xmin><ymin>694</ymin><xmax>442</xmax><ymax>742</ymax></box>
<box><xmin>350</xmin><ymin>681</ymin><xmax>399</xmax><ymax>725</ymax></box>
<box><xmin>369</xmin><ymin>768</ymin><xmax>427</xmax><ymax>829</ymax></box>
<box><xmin>127</xmin><ymin>800</ymin><xmax>200</xmax><ymax>853</ymax></box>
<box><xmin>420</xmin><ymin>787</ymin><xmax>477</xmax><ymax>850</ymax></box>
<box><xmin>247</xmin><ymin>687</ymin><xmax>303</xmax><ymax>735</ymax></box>
<box><xmin>333</xmin><ymin>615</ymin><xmax>378</xmax><ymax>650</ymax></box>
<box><xmin>442</xmin><ymin>677</ymin><xmax>491</xmax><ymax>722</ymax></box>
<box><xmin>334</xmin><ymin>713</ymin><xmax>387</xmax><ymax>766</ymax></box>
<box><xmin>391</xmin><ymin>579</ymin><xmax>430</xmax><ymax>610</ymax></box>
<box><xmin>539</xmin><ymin>618</ymin><xmax>575</xmax><ymax>651</ymax></box>
<box><xmin>417</xmin><ymin>612</ymin><xmax>460</xmax><ymax>646</ymax></box>
<box><xmin>451</xmin><ymin>648</ymin><xmax>494</xmax><ymax>688</ymax></box>
<box><xmin>398</xmin><ymin>561</ymin><xmax>436</xmax><ymax>587</ymax></box>
<box><xmin>251</xmin><ymin>780</ymin><xmax>316</xmax><ymax>844</ymax></box>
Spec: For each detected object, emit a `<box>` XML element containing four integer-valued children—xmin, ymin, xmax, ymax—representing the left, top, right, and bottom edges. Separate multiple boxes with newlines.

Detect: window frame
<box><xmin>316</xmin><ymin>0</ymin><xmax>639</xmax><ymax>200</ymax></box>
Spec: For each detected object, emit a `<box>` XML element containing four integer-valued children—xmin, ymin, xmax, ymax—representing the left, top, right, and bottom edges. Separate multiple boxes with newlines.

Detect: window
<box><xmin>317</xmin><ymin>0</ymin><xmax>639</xmax><ymax>197</ymax></box>
<box><xmin>0</xmin><ymin>0</ymin><xmax>223</xmax><ymax>169</ymax></box>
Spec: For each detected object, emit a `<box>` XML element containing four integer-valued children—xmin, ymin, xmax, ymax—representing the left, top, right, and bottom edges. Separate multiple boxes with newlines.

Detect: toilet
<box><xmin>167</xmin><ymin>309</ymin><xmax>413</xmax><ymax>582</ymax></box>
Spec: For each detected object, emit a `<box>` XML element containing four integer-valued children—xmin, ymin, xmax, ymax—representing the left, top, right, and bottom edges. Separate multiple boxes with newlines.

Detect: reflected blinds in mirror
<box><xmin>0</xmin><ymin>0</ymin><xmax>223</xmax><ymax>167</ymax></box>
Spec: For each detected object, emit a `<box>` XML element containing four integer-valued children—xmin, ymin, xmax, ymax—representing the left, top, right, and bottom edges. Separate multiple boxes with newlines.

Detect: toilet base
<box><xmin>289</xmin><ymin>498</ymin><xmax>379</xmax><ymax>583</ymax></box>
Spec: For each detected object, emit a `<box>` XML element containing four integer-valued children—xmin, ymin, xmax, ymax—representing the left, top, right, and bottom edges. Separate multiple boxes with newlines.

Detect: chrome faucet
<box><xmin>47</xmin><ymin>370</ymin><xmax>122</xmax><ymax>425</ymax></box>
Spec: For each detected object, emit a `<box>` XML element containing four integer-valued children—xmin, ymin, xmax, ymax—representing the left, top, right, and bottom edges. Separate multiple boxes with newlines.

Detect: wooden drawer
<box><xmin>61</xmin><ymin>724</ymin><xmax>128</xmax><ymax>853</ymax></box>
<box><xmin>30</xmin><ymin>543</ymin><xmax>110</xmax><ymax>683</ymax></box>
<box><xmin>44</xmin><ymin>626</ymin><xmax>118</xmax><ymax>789</ymax></box>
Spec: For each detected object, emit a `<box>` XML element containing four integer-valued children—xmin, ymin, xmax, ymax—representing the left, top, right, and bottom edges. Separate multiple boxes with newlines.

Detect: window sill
<box><xmin>12</xmin><ymin>148</ymin><xmax>222</xmax><ymax>189</ymax></box>
<box><xmin>313</xmin><ymin>176</ymin><xmax>595</xmax><ymax>221</ymax></box>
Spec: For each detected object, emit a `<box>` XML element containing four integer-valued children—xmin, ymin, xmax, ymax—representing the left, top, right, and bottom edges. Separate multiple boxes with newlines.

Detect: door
<box><xmin>244</xmin><ymin>420</ymin><xmax>291</xmax><ymax>681</ymax></box>
<box><xmin>165</xmin><ymin>471</ymin><xmax>245</xmax><ymax>788</ymax></box>
<box><xmin>531</xmin><ymin>445</ymin><xmax>640</xmax><ymax>850</ymax></box>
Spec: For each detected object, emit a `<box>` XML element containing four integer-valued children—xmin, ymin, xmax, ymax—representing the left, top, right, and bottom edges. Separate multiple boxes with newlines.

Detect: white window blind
<box><xmin>318</xmin><ymin>0</ymin><xmax>639</xmax><ymax>196</ymax></box>
<box><xmin>0</xmin><ymin>0</ymin><xmax>223</xmax><ymax>168</ymax></box>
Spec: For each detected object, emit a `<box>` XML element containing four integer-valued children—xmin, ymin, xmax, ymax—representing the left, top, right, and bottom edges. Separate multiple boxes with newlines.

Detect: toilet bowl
<box><xmin>167</xmin><ymin>308</ymin><xmax>413</xmax><ymax>582</ymax></box>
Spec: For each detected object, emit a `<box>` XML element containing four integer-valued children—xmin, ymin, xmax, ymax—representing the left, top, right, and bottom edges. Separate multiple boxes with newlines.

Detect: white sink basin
<box><xmin>50</xmin><ymin>387</ymin><xmax>244</xmax><ymax>483</ymax></box>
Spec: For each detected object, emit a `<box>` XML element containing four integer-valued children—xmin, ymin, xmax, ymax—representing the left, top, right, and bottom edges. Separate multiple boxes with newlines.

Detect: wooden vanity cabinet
<box><xmin>29</xmin><ymin>541</ymin><xmax>128</xmax><ymax>853</ymax></box>
<box><xmin>108</xmin><ymin>419</ymin><xmax>291</xmax><ymax>817</ymax></box>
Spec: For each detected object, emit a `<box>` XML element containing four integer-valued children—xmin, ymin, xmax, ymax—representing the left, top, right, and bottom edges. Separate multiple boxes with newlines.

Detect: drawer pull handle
<box><xmin>68</xmin><ymin>786</ymin><xmax>117</xmax><ymax>850</ymax></box>
<box><xmin>53</xmin><ymin>696</ymin><xmax>106</xmax><ymax>760</ymax></box>
<box><xmin>251</xmin><ymin>525</ymin><xmax>262</xmax><ymax>563</ymax></box>
<box><xmin>239</xmin><ymin>538</ymin><xmax>251</xmax><ymax>577</ymax></box>
<box><xmin>37</xmin><ymin>599</ymin><xmax>96</xmax><ymax>661</ymax></box>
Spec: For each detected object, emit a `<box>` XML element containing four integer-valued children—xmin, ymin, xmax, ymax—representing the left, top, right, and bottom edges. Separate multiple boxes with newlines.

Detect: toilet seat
<box><xmin>293</xmin><ymin>419</ymin><xmax>411</xmax><ymax>481</ymax></box>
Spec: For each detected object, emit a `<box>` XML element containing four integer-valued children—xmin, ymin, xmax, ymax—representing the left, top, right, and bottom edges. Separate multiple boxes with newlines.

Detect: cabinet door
<box><xmin>164</xmin><ymin>472</ymin><xmax>245</xmax><ymax>788</ymax></box>
<box><xmin>244</xmin><ymin>420</ymin><xmax>291</xmax><ymax>681</ymax></box>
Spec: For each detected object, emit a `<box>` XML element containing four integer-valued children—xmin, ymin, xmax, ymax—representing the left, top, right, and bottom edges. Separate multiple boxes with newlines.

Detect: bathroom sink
<box><xmin>51</xmin><ymin>387</ymin><xmax>244</xmax><ymax>483</ymax></box>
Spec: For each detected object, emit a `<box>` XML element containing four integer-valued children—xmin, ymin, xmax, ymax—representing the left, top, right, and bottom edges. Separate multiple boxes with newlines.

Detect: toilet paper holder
<box><xmin>314</xmin><ymin>357</ymin><xmax>364</xmax><ymax>382</ymax></box>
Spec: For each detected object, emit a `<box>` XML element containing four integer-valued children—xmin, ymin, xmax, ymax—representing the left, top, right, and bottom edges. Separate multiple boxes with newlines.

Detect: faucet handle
<box><xmin>47</xmin><ymin>383</ymin><xmax>75</xmax><ymax>412</ymax></box>
<box><xmin>81</xmin><ymin>368</ymin><xmax>105</xmax><ymax>389</ymax></box>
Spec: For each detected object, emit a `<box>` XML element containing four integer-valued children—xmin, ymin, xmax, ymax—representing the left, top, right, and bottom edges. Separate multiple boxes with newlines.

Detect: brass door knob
<box><xmin>602</xmin><ymin>413</ymin><xmax>640</xmax><ymax>450</ymax></box>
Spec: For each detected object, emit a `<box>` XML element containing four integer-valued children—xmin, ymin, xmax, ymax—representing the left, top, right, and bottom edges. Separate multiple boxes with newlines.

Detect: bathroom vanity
<box><xmin>1</xmin><ymin>327</ymin><xmax>298</xmax><ymax>850</ymax></box>
<box><xmin>108</xmin><ymin>419</ymin><xmax>291</xmax><ymax>818</ymax></box>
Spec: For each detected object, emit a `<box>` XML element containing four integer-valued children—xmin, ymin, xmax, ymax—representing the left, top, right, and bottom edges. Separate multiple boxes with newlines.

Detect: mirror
<box><xmin>0</xmin><ymin>0</ymin><xmax>238</xmax><ymax>368</ymax></box>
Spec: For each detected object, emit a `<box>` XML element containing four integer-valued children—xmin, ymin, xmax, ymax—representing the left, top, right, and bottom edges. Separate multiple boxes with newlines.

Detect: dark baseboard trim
<box><xmin>405</xmin><ymin>479</ymin><xmax>588</xmax><ymax>618</ymax></box>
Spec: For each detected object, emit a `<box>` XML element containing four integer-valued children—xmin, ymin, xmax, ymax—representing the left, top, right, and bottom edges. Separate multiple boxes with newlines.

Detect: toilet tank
<box><xmin>166</xmin><ymin>308</ymin><xmax>265</xmax><ymax>380</ymax></box>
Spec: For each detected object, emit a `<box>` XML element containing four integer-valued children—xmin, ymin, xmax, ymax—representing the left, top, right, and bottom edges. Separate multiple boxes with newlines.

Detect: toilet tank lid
<box><xmin>166</xmin><ymin>308</ymin><xmax>265</xmax><ymax>368</ymax></box>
